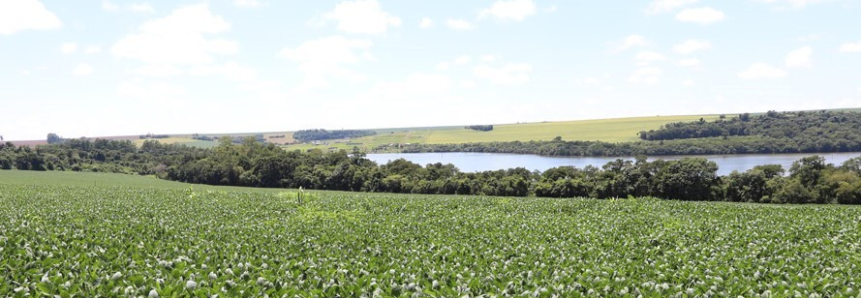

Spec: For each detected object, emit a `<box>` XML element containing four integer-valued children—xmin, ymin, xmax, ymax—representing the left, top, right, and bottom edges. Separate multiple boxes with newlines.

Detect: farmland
<box><xmin>285</xmin><ymin>114</ymin><xmax>725</xmax><ymax>152</ymax></box>
<box><xmin>2</xmin><ymin>171</ymin><xmax>860</xmax><ymax>297</ymax></box>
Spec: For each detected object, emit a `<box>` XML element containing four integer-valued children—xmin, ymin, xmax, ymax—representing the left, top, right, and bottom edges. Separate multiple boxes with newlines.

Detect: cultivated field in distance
<box><xmin>1</xmin><ymin>170</ymin><xmax>858</xmax><ymax>297</ymax></box>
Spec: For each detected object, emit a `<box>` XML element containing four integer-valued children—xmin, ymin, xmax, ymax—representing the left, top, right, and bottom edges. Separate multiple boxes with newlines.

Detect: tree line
<box><xmin>639</xmin><ymin>110</ymin><xmax>861</xmax><ymax>141</ymax></box>
<box><xmin>466</xmin><ymin>125</ymin><xmax>494</xmax><ymax>132</ymax></box>
<box><xmin>2</xmin><ymin>138</ymin><xmax>861</xmax><ymax>204</ymax></box>
<box><xmin>293</xmin><ymin>129</ymin><xmax>377</xmax><ymax>142</ymax></box>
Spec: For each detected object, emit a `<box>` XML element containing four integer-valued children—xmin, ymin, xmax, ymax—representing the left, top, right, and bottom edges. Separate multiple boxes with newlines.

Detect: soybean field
<box><xmin>1</xmin><ymin>171</ymin><xmax>860</xmax><ymax>297</ymax></box>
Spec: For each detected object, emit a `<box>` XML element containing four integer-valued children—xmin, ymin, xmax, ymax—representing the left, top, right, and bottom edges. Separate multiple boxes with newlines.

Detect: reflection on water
<box><xmin>367</xmin><ymin>152</ymin><xmax>861</xmax><ymax>176</ymax></box>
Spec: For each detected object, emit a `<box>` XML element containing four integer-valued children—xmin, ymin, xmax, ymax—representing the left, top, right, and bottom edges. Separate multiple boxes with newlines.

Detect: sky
<box><xmin>1</xmin><ymin>0</ymin><xmax>861</xmax><ymax>140</ymax></box>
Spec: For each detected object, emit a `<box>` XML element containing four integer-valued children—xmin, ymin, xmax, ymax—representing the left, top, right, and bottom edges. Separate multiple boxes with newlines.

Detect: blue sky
<box><xmin>1</xmin><ymin>0</ymin><xmax>860</xmax><ymax>140</ymax></box>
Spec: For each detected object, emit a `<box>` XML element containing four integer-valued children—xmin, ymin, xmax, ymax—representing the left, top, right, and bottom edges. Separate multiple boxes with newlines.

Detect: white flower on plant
<box><xmin>186</xmin><ymin>280</ymin><xmax>197</xmax><ymax>291</ymax></box>
<box><xmin>111</xmin><ymin>272</ymin><xmax>122</xmax><ymax>280</ymax></box>
<box><xmin>148</xmin><ymin>289</ymin><xmax>159</xmax><ymax>298</ymax></box>
<box><xmin>209</xmin><ymin>272</ymin><xmax>217</xmax><ymax>280</ymax></box>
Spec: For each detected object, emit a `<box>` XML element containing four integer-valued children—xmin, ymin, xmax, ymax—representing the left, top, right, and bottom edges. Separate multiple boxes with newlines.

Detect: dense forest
<box><xmin>639</xmin><ymin>110</ymin><xmax>861</xmax><ymax>141</ymax></box>
<box><xmin>2</xmin><ymin>138</ymin><xmax>861</xmax><ymax>204</ymax></box>
<box><xmin>293</xmin><ymin>129</ymin><xmax>377</xmax><ymax>142</ymax></box>
<box><xmin>404</xmin><ymin>111</ymin><xmax>861</xmax><ymax>156</ymax></box>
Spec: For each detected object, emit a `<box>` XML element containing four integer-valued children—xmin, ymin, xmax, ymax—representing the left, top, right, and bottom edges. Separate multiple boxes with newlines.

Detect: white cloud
<box><xmin>646</xmin><ymin>0</ymin><xmax>698</xmax><ymax>14</ymax></box>
<box><xmin>420</xmin><ymin>17</ymin><xmax>434</xmax><ymax>29</ymax></box>
<box><xmin>786</xmin><ymin>46</ymin><xmax>813</xmax><ymax>68</ymax></box>
<box><xmin>85</xmin><ymin>46</ymin><xmax>102</xmax><ymax>54</ymax></box>
<box><xmin>839</xmin><ymin>41</ymin><xmax>861</xmax><ymax>53</ymax></box>
<box><xmin>617</xmin><ymin>35</ymin><xmax>648</xmax><ymax>52</ymax></box>
<box><xmin>279</xmin><ymin>36</ymin><xmax>373</xmax><ymax>89</ymax></box>
<box><xmin>675</xmin><ymin>7</ymin><xmax>725</xmax><ymax>24</ymax></box>
<box><xmin>545</xmin><ymin>5</ymin><xmax>558</xmax><ymax>13</ymax></box>
<box><xmin>188</xmin><ymin>62</ymin><xmax>258</xmax><ymax>82</ymax></box>
<box><xmin>738</xmin><ymin>63</ymin><xmax>786</xmax><ymax>80</ymax></box>
<box><xmin>111</xmin><ymin>4</ymin><xmax>237</xmax><ymax>65</ymax></box>
<box><xmin>629</xmin><ymin>67</ymin><xmax>663</xmax><ymax>84</ymax></box>
<box><xmin>322</xmin><ymin>0</ymin><xmax>401</xmax><ymax>35</ymax></box>
<box><xmin>479</xmin><ymin>0</ymin><xmax>536</xmax><ymax>21</ymax></box>
<box><xmin>131</xmin><ymin>65</ymin><xmax>184</xmax><ymax>77</ymax></box>
<box><xmin>60</xmin><ymin>43</ymin><xmax>78</xmax><ymax>55</ymax></box>
<box><xmin>0</xmin><ymin>0</ymin><xmax>61</xmax><ymax>35</ymax></box>
<box><xmin>677</xmin><ymin>58</ymin><xmax>701</xmax><ymax>68</ymax></box>
<box><xmin>117</xmin><ymin>80</ymin><xmax>186</xmax><ymax>103</ymax></box>
<box><xmin>635</xmin><ymin>51</ymin><xmax>667</xmax><ymax>65</ymax></box>
<box><xmin>130</xmin><ymin>3</ymin><xmax>155</xmax><ymax>13</ymax></box>
<box><xmin>102</xmin><ymin>1</ymin><xmax>119</xmax><ymax>12</ymax></box>
<box><xmin>757</xmin><ymin>0</ymin><xmax>833</xmax><ymax>9</ymax></box>
<box><xmin>446</xmin><ymin>19</ymin><xmax>474</xmax><ymax>30</ymax></box>
<box><xmin>372</xmin><ymin>73</ymin><xmax>454</xmax><ymax>98</ymax></box>
<box><xmin>473</xmin><ymin>63</ymin><xmax>532</xmax><ymax>85</ymax></box>
<box><xmin>683</xmin><ymin>79</ymin><xmax>696</xmax><ymax>86</ymax></box>
<box><xmin>673</xmin><ymin>39</ymin><xmax>711</xmax><ymax>54</ymax></box>
<box><xmin>437</xmin><ymin>56</ymin><xmax>472</xmax><ymax>70</ymax></box>
<box><xmin>73</xmin><ymin>63</ymin><xmax>93</xmax><ymax>76</ymax></box>
<box><xmin>481</xmin><ymin>55</ymin><xmax>499</xmax><ymax>62</ymax></box>
<box><xmin>234</xmin><ymin>0</ymin><xmax>263</xmax><ymax>8</ymax></box>
<box><xmin>574</xmin><ymin>78</ymin><xmax>601</xmax><ymax>85</ymax></box>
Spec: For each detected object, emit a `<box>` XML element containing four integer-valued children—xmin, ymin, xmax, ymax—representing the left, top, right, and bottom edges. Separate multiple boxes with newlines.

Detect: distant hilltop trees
<box><xmin>466</xmin><ymin>125</ymin><xmax>494</xmax><ymax>132</ymax></box>
<box><xmin>47</xmin><ymin>133</ymin><xmax>65</xmax><ymax>144</ymax></box>
<box><xmin>140</xmin><ymin>133</ymin><xmax>170</xmax><ymax>139</ymax></box>
<box><xmin>637</xmin><ymin>110</ymin><xmax>856</xmax><ymax>141</ymax></box>
<box><xmin>294</xmin><ymin>129</ymin><xmax>377</xmax><ymax>142</ymax></box>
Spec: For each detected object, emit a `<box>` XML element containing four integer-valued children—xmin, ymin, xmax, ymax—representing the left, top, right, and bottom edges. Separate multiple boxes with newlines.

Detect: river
<box><xmin>366</xmin><ymin>152</ymin><xmax>861</xmax><ymax>176</ymax></box>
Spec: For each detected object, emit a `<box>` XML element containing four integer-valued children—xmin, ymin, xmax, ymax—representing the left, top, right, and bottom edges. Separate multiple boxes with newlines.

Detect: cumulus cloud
<box><xmin>129</xmin><ymin>3</ymin><xmax>155</xmax><ymax>13</ymax></box>
<box><xmin>111</xmin><ymin>4</ymin><xmax>237</xmax><ymax>65</ymax></box>
<box><xmin>675</xmin><ymin>7</ymin><xmax>725</xmax><ymax>24</ymax></box>
<box><xmin>646</xmin><ymin>0</ymin><xmax>698</xmax><ymax>14</ymax></box>
<box><xmin>839</xmin><ymin>41</ymin><xmax>861</xmax><ymax>53</ymax></box>
<box><xmin>756</xmin><ymin>0</ymin><xmax>833</xmax><ymax>9</ymax></box>
<box><xmin>677</xmin><ymin>58</ymin><xmax>701</xmax><ymax>68</ymax></box>
<box><xmin>279</xmin><ymin>36</ymin><xmax>373</xmax><ymax>89</ymax></box>
<box><xmin>635</xmin><ymin>51</ymin><xmax>667</xmax><ymax>65</ymax></box>
<box><xmin>85</xmin><ymin>46</ymin><xmax>102</xmax><ymax>54</ymax></box>
<box><xmin>420</xmin><ymin>17</ymin><xmax>434</xmax><ymax>29</ymax></box>
<box><xmin>479</xmin><ymin>0</ymin><xmax>536</xmax><ymax>21</ymax></box>
<box><xmin>117</xmin><ymin>80</ymin><xmax>186</xmax><ymax>103</ymax></box>
<box><xmin>616</xmin><ymin>35</ymin><xmax>649</xmax><ymax>52</ymax></box>
<box><xmin>60</xmin><ymin>43</ymin><xmax>78</xmax><ymax>55</ymax></box>
<box><xmin>629</xmin><ymin>67</ymin><xmax>663</xmax><ymax>84</ymax></box>
<box><xmin>446</xmin><ymin>19</ymin><xmax>474</xmax><ymax>30</ymax></box>
<box><xmin>473</xmin><ymin>63</ymin><xmax>532</xmax><ymax>85</ymax></box>
<box><xmin>785</xmin><ymin>46</ymin><xmax>813</xmax><ymax>68</ymax></box>
<box><xmin>234</xmin><ymin>0</ymin><xmax>263</xmax><ymax>8</ymax></box>
<box><xmin>372</xmin><ymin>73</ymin><xmax>454</xmax><ymax>98</ymax></box>
<box><xmin>738</xmin><ymin>63</ymin><xmax>786</xmax><ymax>80</ymax></box>
<box><xmin>673</xmin><ymin>39</ymin><xmax>711</xmax><ymax>54</ymax></box>
<box><xmin>188</xmin><ymin>62</ymin><xmax>258</xmax><ymax>82</ymax></box>
<box><xmin>0</xmin><ymin>0</ymin><xmax>61</xmax><ymax>35</ymax></box>
<box><xmin>322</xmin><ymin>0</ymin><xmax>401</xmax><ymax>35</ymax></box>
<box><xmin>73</xmin><ymin>63</ymin><xmax>94</xmax><ymax>76</ymax></box>
<box><xmin>103</xmin><ymin>1</ymin><xmax>155</xmax><ymax>13</ymax></box>
<box><xmin>683</xmin><ymin>79</ymin><xmax>696</xmax><ymax>86</ymax></box>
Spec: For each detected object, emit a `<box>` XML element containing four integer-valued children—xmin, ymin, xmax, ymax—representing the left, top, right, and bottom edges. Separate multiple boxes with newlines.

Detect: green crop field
<box><xmin>2</xmin><ymin>170</ymin><xmax>860</xmax><ymax>297</ymax></box>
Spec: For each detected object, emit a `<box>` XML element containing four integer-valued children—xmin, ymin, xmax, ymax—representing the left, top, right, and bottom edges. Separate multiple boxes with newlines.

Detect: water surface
<box><xmin>367</xmin><ymin>152</ymin><xmax>861</xmax><ymax>176</ymax></box>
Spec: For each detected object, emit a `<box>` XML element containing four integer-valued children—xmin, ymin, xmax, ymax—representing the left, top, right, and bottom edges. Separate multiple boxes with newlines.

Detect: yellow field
<box><xmin>425</xmin><ymin>115</ymin><xmax>725</xmax><ymax>144</ymax></box>
<box><xmin>128</xmin><ymin>114</ymin><xmax>727</xmax><ymax>150</ymax></box>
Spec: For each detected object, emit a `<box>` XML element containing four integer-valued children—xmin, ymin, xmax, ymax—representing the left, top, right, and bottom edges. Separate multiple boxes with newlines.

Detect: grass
<box><xmin>1</xmin><ymin>170</ymin><xmax>860</xmax><ymax>296</ymax></box>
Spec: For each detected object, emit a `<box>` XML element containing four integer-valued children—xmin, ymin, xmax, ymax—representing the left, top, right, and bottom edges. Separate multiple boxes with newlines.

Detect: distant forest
<box><xmin>404</xmin><ymin>110</ymin><xmax>861</xmax><ymax>156</ymax></box>
<box><xmin>293</xmin><ymin>129</ymin><xmax>377</xmax><ymax>142</ymax></box>
<box><xmin>2</xmin><ymin>138</ymin><xmax>861</xmax><ymax>204</ymax></box>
